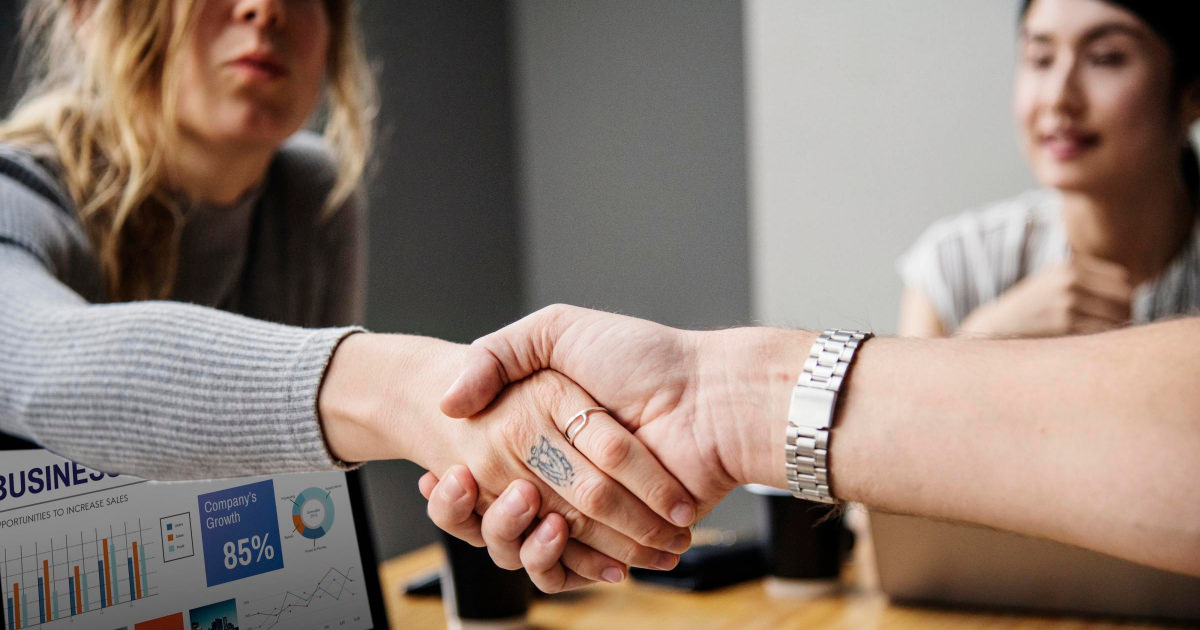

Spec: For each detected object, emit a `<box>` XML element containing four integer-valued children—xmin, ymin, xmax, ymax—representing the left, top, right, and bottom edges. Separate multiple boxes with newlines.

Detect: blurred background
<box><xmin>0</xmin><ymin>0</ymin><xmax>1033</xmax><ymax>559</ymax></box>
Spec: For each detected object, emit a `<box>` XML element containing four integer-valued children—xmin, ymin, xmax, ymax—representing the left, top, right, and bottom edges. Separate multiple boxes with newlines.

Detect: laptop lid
<box><xmin>0</xmin><ymin>435</ymin><xmax>387</xmax><ymax>630</ymax></box>
<box><xmin>869</xmin><ymin>509</ymin><xmax>1200</xmax><ymax>623</ymax></box>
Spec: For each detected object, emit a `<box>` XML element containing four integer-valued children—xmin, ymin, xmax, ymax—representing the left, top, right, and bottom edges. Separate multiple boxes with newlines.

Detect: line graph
<box><xmin>240</xmin><ymin>566</ymin><xmax>359</xmax><ymax>630</ymax></box>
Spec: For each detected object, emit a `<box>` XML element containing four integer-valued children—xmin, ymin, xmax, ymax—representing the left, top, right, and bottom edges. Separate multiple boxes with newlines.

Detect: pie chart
<box><xmin>292</xmin><ymin>487</ymin><xmax>335</xmax><ymax>540</ymax></box>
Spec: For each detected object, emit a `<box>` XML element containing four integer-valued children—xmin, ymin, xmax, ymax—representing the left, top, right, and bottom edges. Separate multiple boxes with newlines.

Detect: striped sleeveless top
<box><xmin>897</xmin><ymin>189</ymin><xmax>1200</xmax><ymax>332</ymax></box>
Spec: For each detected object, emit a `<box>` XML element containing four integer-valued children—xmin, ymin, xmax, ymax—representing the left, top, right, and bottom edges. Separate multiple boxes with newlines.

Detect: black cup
<box><xmin>747</xmin><ymin>484</ymin><xmax>848</xmax><ymax>598</ymax></box>
<box><xmin>440</xmin><ymin>532</ymin><xmax>533</xmax><ymax>629</ymax></box>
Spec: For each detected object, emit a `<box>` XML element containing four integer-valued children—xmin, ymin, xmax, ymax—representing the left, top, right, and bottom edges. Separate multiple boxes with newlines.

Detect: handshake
<box><xmin>317</xmin><ymin>305</ymin><xmax>1200</xmax><ymax>590</ymax></box>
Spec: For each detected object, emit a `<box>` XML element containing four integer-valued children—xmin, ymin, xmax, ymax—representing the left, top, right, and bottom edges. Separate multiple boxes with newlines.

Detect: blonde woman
<box><xmin>897</xmin><ymin>0</ymin><xmax>1200</xmax><ymax>339</ymax></box>
<box><xmin>0</xmin><ymin>0</ymin><xmax>696</xmax><ymax>590</ymax></box>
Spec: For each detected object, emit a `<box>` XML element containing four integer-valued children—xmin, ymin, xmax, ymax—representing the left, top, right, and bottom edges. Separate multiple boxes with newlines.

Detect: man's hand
<box><xmin>441</xmin><ymin>304</ymin><xmax>806</xmax><ymax>517</ymax></box>
<box><xmin>445</xmin><ymin>306</ymin><xmax>730</xmax><ymax>515</ymax></box>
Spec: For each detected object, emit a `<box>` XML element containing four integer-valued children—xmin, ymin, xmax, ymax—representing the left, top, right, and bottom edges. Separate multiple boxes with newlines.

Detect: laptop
<box><xmin>869</xmin><ymin>510</ymin><xmax>1200</xmax><ymax>623</ymax></box>
<box><xmin>0</xmin><ymin>435</ymin><xmax>387</xmax><ymax>630</ymax></box>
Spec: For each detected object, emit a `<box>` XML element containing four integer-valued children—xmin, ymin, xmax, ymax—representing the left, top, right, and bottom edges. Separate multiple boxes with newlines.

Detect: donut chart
<box><xmin>292</xmin><ymin>487</ymin><xmax>335</xmax><ymax>540</ymax></box>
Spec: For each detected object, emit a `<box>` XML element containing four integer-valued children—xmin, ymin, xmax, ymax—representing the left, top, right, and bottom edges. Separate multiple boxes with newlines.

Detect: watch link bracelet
<box><xmin>785</xmin><ymin>329</ymin><xmax>873</xmax><ymax>503</ymax></box>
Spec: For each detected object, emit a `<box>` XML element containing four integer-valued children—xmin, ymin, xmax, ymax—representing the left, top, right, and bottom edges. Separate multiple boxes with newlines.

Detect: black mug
<box><xmin>440</xmin><ymin>531</ymin><xmax>533</xmax><ymax>629</ymax></box>
<box><xmin>747</xmin><ymin>484</ymin><xmax>848</xmax><ymax>598</ymax></box>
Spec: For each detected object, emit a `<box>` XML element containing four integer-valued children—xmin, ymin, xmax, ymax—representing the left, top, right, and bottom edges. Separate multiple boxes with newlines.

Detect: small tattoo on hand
<box><xmin>528</xmin><ymin>436</ymin><xmax>574</xmax><ymax>486</ymax></box>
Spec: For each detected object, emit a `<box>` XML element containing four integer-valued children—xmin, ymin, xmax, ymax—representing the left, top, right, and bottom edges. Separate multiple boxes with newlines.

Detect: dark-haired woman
<box><xmin>898</xmin><ymin>0</ymin><xmax>1200</xmax><ymax>338</ymax></box>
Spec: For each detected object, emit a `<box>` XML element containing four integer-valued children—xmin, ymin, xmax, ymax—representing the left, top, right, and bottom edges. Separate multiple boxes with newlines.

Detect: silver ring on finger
<box><xmin>563</xmin><ymin>407</ymin><xmax>606</xmax><ymax>446</ymax></box>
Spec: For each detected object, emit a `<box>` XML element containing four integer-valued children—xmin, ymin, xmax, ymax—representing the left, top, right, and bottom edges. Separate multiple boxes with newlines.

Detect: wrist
<box><xmin>692</xmin><ymin>327</ymin><xmax>817</xmax><ymax>489</ymax></box>
<box><xmin>318</xmin><ymin>332</ymin><xmax>467</xmax><ymax>465</ymax></box>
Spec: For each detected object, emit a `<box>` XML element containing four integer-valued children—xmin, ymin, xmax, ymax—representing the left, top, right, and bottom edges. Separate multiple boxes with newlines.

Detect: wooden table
<box><xmin>379</xmin><ymin>545</ymin><xmax>1182</xmax><ymax>630</ymax></box>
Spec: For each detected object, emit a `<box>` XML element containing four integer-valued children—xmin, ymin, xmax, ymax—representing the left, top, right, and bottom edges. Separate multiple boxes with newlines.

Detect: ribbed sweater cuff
<box><xmin>287</xmin><ymin>326</ymin><xmax>367</xmax><ymax>473</ymax></box>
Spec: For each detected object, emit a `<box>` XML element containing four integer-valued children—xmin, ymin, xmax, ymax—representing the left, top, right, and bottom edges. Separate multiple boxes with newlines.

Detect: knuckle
<box><xmin>557</xmin><ymin>545</ymin><xmax>593</xmax><ymax>578</ymax></box>
<box><xmin>487</xmin><ymin>547</ymin><xmax>522</xmax><ymax>571</ymax></box>
<box><xmin>623</xmin><ymin>543</ymin><xmax>661</xmax><ymax>569</ymax></box>
<box><xmin>561</xmin><ymin>506</ymin><xmax>592</xmax><ymax>541</ymax></box>
<box><xmin>572</xmin><ymin>475</ymin><xmax>616</xmax><ymax>515</ymax></box>
<box><xmin>528</xmin><ymin>572</ymin><xmax>563</xmax><ymax>595</ymax></box>
<box><xmin>641</xmin><ymin>478</ymin><xmax>681</xmax><ymax>513</ymax></box>
<box><xmin>588</xmin><ymin>429</ymin><xmax>633</xmax><ymax>471</ymax></box>
<box><xmin>634</xmin><ymin>520</ymin><xmax>675</xmax><ymax>549</ymax></box>
<box><xmin>479</xmin><ymin>511</ymin><xmax>504</xmax><ymax>543</ymax></box>
<box><xmin>518</xmin><ymin>540</ymin><xmax>551</xmax><ymax>572</ymax></box>
<box><xmin>576</xmin><ymin>532</ymin><xmax>640</xmax><ymax>567</ymax></box>
<box><xmin>528</xmin><ymin>371</ymin><xmax>569</xmax><ymax>410</ymax></box>
<box><xmin>427</xmin><ymin>499</ymin><xmax>464</xmax><ymax>529</ymax></box>
<box><xmin>499</xmin><ymin>416</ymin><xmax>535</xmax><ymax>453</ymax></box>
<box><xmin>425</xmin><ymin>501</ymin><xmax>449</xmax><ymax>528</ymax></box>
<box><xmin>543</xmin><ymin>303</ymin><xmax>574</xmax><ymax>323</ymax></box>
<box><xmin>1064</xmin><ymin>270</ymin><xmax>1082</xmax><ymax>290</ymax></box>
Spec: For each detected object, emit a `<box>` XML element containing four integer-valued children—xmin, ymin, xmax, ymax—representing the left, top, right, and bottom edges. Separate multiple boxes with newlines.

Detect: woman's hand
<box><xmin>316</xmin><ymin>332</ymin><xmax>696</xmax><ymax>588</ymax></box>
<box><xmin>418</xmin><ymin>466</ymin><xmax>611</xmax><ymax>592</ymax></box>
<box><xmin>957</xmin><ymin>256</ymin><xmax>1133</xmax><ymax>338</ymax></box>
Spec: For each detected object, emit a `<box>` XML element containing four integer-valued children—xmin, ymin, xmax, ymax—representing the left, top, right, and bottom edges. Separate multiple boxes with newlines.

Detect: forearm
<box><xmin>833</xmin><ymin>325</ymin><xmax>1200</xmax><ymax>575</ymax></box>
<box><xmin>704</xmin><ymin>320</ymin><xmax>1200</xmax><ymax>575</ymax></box>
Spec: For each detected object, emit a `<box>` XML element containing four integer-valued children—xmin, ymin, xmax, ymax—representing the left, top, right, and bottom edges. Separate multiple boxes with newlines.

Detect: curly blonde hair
<box><xmin>0</xmin><ymin>0</ymin><xmax>377</xmax><ymax>301</ymax></box>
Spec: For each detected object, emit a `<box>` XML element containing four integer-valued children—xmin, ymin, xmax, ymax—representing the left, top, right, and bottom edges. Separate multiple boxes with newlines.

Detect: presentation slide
<box><xmin>0</xmin><ymin>450</ymin><xmax>375</xmax><ymax>630</ymax></box>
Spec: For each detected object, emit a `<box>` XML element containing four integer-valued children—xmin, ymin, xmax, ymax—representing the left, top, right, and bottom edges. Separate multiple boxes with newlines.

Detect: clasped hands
<box><xmin>416</xmin><ymin>305</ymin><xmax>799</xmax><ymax>593</ymax></box>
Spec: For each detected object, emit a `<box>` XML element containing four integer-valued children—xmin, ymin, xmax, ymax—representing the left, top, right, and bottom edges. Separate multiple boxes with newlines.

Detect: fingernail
<box><xmin>445</xmin><ymin>374</ymin><xmax>464</xmax><ymax>397</ymax></box>
<box><xmin>536</xmin><ymin>521</ymin><xmax>560</xmax><ymax>544</ymax></box>
<box><xmin>670</xmin><ymin>502</ymin><xmax>695</xmax><ymax>527</ymax></box>
<box><xmin>440</xmin><ymin>472</ymin><xmax>465</xmax><ymax>501</ymax></box>
<box><xmin>654</xmin><ymin>552</ymin><xmax>679</xmax><ymax>570</ymax></box>
<box><xmin>500</xmin><ymin>488</ymin><xmax>530</xmax><ymax>518</ymax></box>
<box><xmin>667</xmin><ymin>533</ymin><xmax>690</xmax><ymax>555</ymax></box>
<box><xmin>601</xmin><ymin>567</ymin><xmax>624</xmax><ymax>584</ymax></box>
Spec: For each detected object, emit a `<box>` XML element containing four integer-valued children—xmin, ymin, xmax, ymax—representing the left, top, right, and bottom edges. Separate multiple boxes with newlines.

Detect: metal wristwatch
<box><xmin>785</xmin><ymin>329</ymin><xmax>873</xmax><ymax>503</ymax></box>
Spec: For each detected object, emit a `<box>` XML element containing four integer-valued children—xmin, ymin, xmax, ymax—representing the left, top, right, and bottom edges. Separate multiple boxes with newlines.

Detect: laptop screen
<box><xmin>0</xmin><ymin>448</ymin><xmax>386</xmax><ymax>630</ymax></box>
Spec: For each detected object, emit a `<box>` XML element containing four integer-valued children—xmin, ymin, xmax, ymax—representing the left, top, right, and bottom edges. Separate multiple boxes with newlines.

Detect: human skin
<box><xmin>171</xmin><ymin>0</ymin><xmax>333</xmax><ymax>204</ymax></box>
<box><xmin>427</xmin><ymin>304</ymin><xmax>1200</xmax><ymax>590</ymax></box>
<box><xmin>319</xmin><ymin>333</ymin><xmax>695</xmax><ymax>587</ymax></box>
<box><xmin>900</xmin><ymin>0</ymin><xmax>1200</xmax><ymax>339</ymax></box>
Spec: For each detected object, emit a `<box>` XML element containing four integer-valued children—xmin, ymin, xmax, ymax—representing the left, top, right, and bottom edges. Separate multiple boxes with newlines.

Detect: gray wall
<box><xmin>355</xmin><ymin>1</ymin><xmax>524</xmax><ymax>560</ymax></box>
<box><xmin>746</xmin><ymin>0</ymin><xmax>1035</xmax><ymax>331</ymax></box>
<box><xmin>510</xmin><ymin>0</ymin><xmax>751</xmax><ymax>328</ymax></box>
<box><xmin>509</xmin><ymin>0</ymin><xmax>757</xmax><ymax>534</ymax></box>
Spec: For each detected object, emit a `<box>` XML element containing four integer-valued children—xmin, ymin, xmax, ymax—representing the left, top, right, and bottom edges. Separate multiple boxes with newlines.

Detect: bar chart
<box><xmin>2</xmin><ymin>521</ymin><xmax>157</xmax><ymax>628</ymax></box>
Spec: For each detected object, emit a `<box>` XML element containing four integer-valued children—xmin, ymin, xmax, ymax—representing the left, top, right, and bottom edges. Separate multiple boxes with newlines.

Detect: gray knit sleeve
<box><xmin>0</xmin><ymin>173</ymin><xmax>363</xmax><ymax>480</ymax></box>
